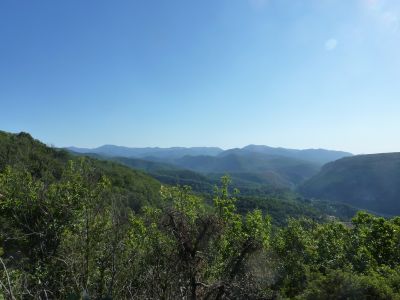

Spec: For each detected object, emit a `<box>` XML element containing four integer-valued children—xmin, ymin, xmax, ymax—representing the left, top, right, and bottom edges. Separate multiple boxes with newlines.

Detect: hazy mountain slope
<box><xmin>207</xmin><ymin>171</ymin><xmax>292</xmax><ymax>190</ymax></box>
<box><xmin>67</xmin><ymin>145</ymin><xmax>223</xmax><ymax>159</ymax></box>
<box><xmin>108</xmin><ymin>156</ymin><xmax>181</xmax><ymax>172</ymax></box>
<box><xmin>66</xmin><ymin>144</ymin><xmax>351</xmax><ymax>190</ymax></box>
<box><xmin>69</xmin><ymin>152</ymin><xmax>290</xmax><ymax>193</ymax></box>
<box><xmin>104</xmin><ymin>151</ymin><xmax>321</xmax><ymax>190</ymax></box>
<box><xmin>173</xmin><ymin>152</ymin><xmax>320</xmax><ymax>187</ymax></box>
<box><xmin>299</xmin><ymin>153</ymin><xmax>400</xmax><ymax>215</ymax></box>
<box><xmin>223</xmin><ymin>145</ymin><xmax>352</xmax><ymax>165</ymax></box>
<box><xmin>69</xmin><ymin>149</ymin><xmax>321</xmax><ymax>190</ymax></box>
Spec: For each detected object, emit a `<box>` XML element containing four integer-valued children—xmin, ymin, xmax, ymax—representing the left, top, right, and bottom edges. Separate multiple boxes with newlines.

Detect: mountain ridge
<box><xmin>66</xmin><ymin>144</ymin><xmax>353</xmax><ymax>190</ymax></box>
<box><xmin>68</xmin><ymin>145</ymin><xmax>224</xmax><ymax>159</ymax></box>
<box><xmin>67</xmin><ymin>144</ymin><xmax>352</xmax><ymax>164</ymax></box>
<box><xmin>299</xmin><ymin>152</ymin><xmax>400</xmax><ymax>215</ymax></box>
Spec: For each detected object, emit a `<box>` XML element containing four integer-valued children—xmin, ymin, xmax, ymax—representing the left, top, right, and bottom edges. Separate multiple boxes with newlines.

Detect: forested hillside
<box><xmin>107</xmin><ymin>156</ymin><xmax>216</xmax><ymax>193</ymax></box>
<box><xmin>110</xmin><ymin>153</ymin><xmax>318</xmax><ymax>190</ymax></box>
<box><xmin>173</xmin><ymin>152</ymin><xmax>319</xmax><ymax>186</ymax></box>
<box><xmin>1</xmin><ymin>131</ymin><xmax>400</xmax><ymax>299</ymax></box>
<box><xmin>0</xmin><ymin>131</ymin><xmax>161</xmax><ymax>211</ymax></box>
<box><xmin>299</xmin><ymin>153</ymin><xmax>400</xmax><ymax>215</ymax></box>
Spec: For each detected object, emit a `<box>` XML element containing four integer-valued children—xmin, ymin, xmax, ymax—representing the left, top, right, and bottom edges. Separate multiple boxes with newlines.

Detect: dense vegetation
<box><xmin>1</xmin><ymin>168</ymin><xmax>399</xmax><ymax>298</ymax></box>
<box><xmin>299</xmin><ymin>153</ymin><xmax>400</xmax><ymax>216</ymax></box>
<box><xmin>1</xmin><ymin>131</ymin><xmax>399</xmax><ymax>299</ymax></box>
<box><xmin>0</xmin><ymin>131</ymin><xmax>161</xmax><ymax>212</ymax></box>
<box><xmin>236</xmin><ymin>195</ymin><xmax>357</xmax><ymax>227</ymax></box>
<box><xmin>106</xmin><ymin>156</ymin><xmax>216</xmax><ymax>194</ymax></box>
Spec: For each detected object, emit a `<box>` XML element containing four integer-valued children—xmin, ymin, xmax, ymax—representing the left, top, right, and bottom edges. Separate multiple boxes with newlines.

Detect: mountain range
<box><xmin>68</xmin><ymin>145</ymin><xmax>223</xmax><ymax>159</ymax></box>
<box><xmin>67</xmin><ymin>145</ymin><xmax>352</xmax><ymax>189</ymax></box>
<box><xmin>68</xmin><ymin>144</ymin><xmax>351</xmax><ymax>165</ymax></box>
<box><xmin>67</xmin><ymin>143</ymin><xmax>400</xmax><ymax>216</ymax></box>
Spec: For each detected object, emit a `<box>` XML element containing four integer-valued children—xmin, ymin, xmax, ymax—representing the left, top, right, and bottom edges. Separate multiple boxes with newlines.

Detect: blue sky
<box><xmin>1</xmin><ymin>0</ymin><xmax>399</xmax><ymax>154</ymax></box>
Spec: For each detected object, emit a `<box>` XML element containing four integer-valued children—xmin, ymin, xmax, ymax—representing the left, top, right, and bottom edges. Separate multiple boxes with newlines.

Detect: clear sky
<box><xmin>1</xmin><ymin>0</ymin><xmax>399</xmax><ymax>154</ymax></box>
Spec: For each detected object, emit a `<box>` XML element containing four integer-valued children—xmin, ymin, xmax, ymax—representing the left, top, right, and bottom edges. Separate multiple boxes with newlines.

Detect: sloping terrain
<box><xmin>173</xmin><ymin>152</ymin><xmax>320</xmax><ymax>188</ymax></box>
<box><xmin>299</xmin><ymin>153</ymin><xmax>400</xmax><ymax>215</ymax></box>
<box><xmin>235</xmin><ymin>145</ymin><xmax>352</xmax><ymax>165</ymax></box>
<box><xmin>0</xmin><ymin>131</ymin><xmax>161</xmax><ymax>211</ymax></box>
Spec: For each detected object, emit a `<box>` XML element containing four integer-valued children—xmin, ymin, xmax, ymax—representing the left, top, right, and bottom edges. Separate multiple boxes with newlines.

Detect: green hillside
<box><xmin>110</xmin><ymin>156</ymin><xmax>216</xmax><ymax>193</ymax></box>
<box><xmin>0</xmin><ymin>131</ymin><xmax>161</xmax><ymax>211</ymax></box>
<box><xmin>299</xmin><ymin>153</ymin><xmax>400</xmax><ymax>215</ymax></box>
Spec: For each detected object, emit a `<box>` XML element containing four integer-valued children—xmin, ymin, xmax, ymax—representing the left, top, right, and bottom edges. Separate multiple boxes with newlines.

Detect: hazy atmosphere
<box><xmin>1</xmin><ymin>0</ymin><xmax>400</xmax><ymax>153</ymax></box>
